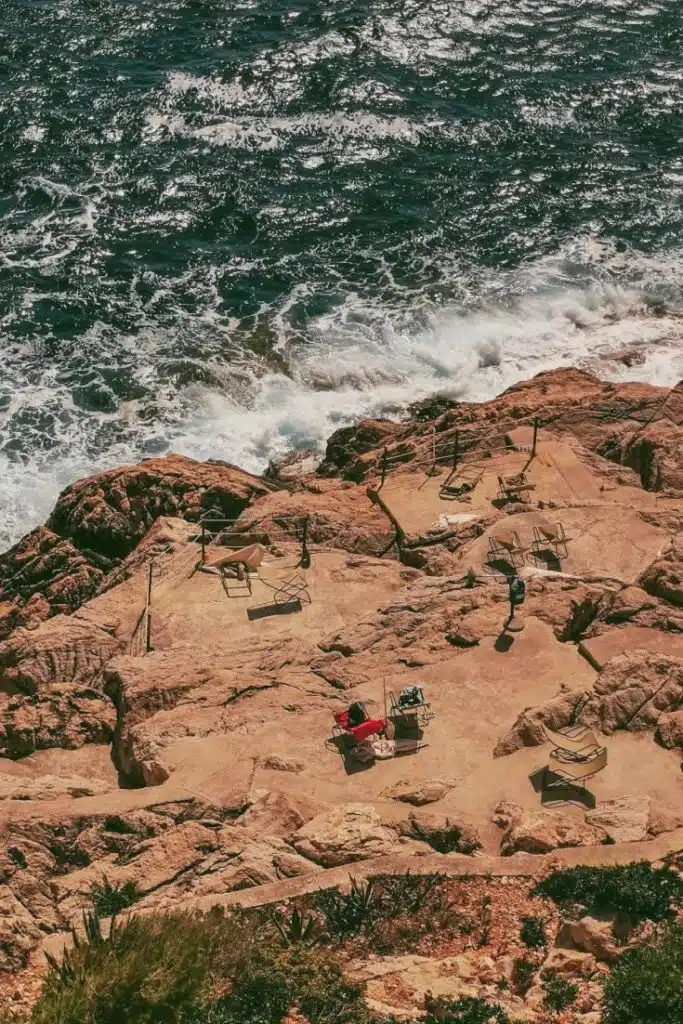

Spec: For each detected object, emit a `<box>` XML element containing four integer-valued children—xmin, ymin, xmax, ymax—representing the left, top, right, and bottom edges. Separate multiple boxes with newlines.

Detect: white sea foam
<box><xmin>0</xmin><ymin>235</ymin><xmax>679</xmax><ymax>552</ymax></box>
<box><xmin>1</xmin><ymin>256</ymin><xmax>681</xmax><ymax>553</ymax></box>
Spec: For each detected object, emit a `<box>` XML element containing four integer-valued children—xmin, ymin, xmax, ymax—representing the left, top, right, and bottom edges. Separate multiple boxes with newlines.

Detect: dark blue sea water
<box><xmin>2</xmin><ymin>1</ymin><xmax>683</xmax><ymax>546</ymax></box>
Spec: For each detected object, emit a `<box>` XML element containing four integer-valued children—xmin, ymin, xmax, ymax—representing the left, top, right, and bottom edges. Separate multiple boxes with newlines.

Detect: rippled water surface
<box><xmin>2</xmin><ymin>1</ymin><xmax>683</xmax><ymax>546</ymax></box>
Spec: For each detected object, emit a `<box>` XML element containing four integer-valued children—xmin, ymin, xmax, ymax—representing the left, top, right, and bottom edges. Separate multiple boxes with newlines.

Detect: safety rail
<box><xmin>198</xmin><ymin>507</ymin><xmax>313</xmax><ymax>569</ymax></box>
<box><xmin>129</xmin><ymin>539</ymin><xmax>202</xmax><ymax>655</ymax></box>
<box><xmin>376</xmin><ymin>419</ymin><xmax>540</xmax><ymax>488</ymax></box>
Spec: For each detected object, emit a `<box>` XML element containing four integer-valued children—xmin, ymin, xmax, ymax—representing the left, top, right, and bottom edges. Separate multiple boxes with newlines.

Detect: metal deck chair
<box><xmin>545</xmin><ymin>746</ymin><xmax>607</xmax><ymax>791</ymax></box>
<box><xmin>389</xmin><ymin>687</ymin><xmax>434</xmax><ymax>726</ymax></box>
<box><xmin>533</xmin><ymin>522</ymin><xmax>570</xmax><ymax>559</ymax></box>
<box><xmin>543</xmin><ymin>724</ymin><xmax>601</xmax><ymax>760</ymax></box>
<box><xmin>219</xmin><ymin>563</ymin><xmax>253</xmax><ymax>598</ymax></box>
<box><xmin>258</xmin><ymin>571</ymin><xmax>311</xmax><ymax>606</ymax></box>
<box><xmin>488</xmin><ymin>530</ymin><xmax>527</xmax><ymax>569</ymax></box>
<box><xmin>497</xmin><ymin>472</ymin><xmax>536</xmax><ymax>503</ymax></box>
<box><xmin>440</xmin><ymin>466</ymin><xmax>484</xmax><ymax>502</ymax></box>
<box><xmin>272</xmin><ymin>573</ymin><xmax>311</xmax><ymax>605</ymax></box>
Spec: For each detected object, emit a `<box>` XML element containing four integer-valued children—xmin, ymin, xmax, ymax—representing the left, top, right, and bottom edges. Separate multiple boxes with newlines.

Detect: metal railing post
<box><xmin>200</xmin><ymin>520</ymin><xmax>206</xmax><ymax>564</ymax></box>
<box><xmin>145</xmin><ymin>562</ymin><xmax>153</xmax><ymax>653</ymax></box>
<box><xmin>452</xmin><ymin>430</ymin><xmax>459</xmax><ymax>468</ymax></box>
<box><xmin>300</xmin><ymin>515</ymin><xmax>311</xmax><ymax>569</ymax></box>
<box><xmin>532</xmin><ymin>418</ymin><xmax>539</xmax><ymax>458</ymax></box>
<box><xmin>380</xmin><ymin>449</ymin><xmax>388</xmax><ymax>489</ymax></box>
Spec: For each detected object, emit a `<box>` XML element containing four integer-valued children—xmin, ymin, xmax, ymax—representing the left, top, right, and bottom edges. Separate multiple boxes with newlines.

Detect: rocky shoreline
<box><xmin>2</xmin><ymin>366</ymin><xmax>683</xmax><ymax>1019</ymax></box>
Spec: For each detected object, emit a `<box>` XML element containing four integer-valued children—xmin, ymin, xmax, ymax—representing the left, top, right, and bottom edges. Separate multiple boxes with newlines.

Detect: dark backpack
<box><xmin>347</xmin><ymin>702</ymin><xmax>366</xmax><ymax>727</ymax></box>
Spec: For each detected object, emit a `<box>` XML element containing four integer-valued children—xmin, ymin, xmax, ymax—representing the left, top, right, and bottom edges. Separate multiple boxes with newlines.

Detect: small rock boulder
<box><xmin>0</xmin><ymin>616</ymin><xmax>124</xmax><ymax>695</ymax></box>
<box><xmin>291</xmin><ymin>803</ymin><xmax>401</xmax><ymax>867</ymax></box>
<box><xmin>556</xmin><ymin>916</ymin><xmax>620</xmax><ymax>962</ymax></box>
<box><xmin>541</xmin><ymin>949</ymin><xmax>598</xmax><ymax>980</ymax></box>
<box><xmin>494</xmin><ymin>802</ymin><xmax>609</xmax><ymax>856</ymax></box>
<box><xmin>0</xmin><ymin>773</ymin><xmax>112</xmax><ymax>802</ymax></box>
<box><xmin>639</xmin><ymin>535</ymin><xmax>683</xmax><ymax>607</ymax></box>
<box><xmin>259</xmin><ymin>754</ymin><xmax>305</xmax><ymax>774</ymax></box>
<box><xmin>585</xmin><ymin>796</ymin><xmax>651</xmax><ymax>843</ymax></box>
<box><xmin>655</xmin><ymin>709</ymin><xmax>683</xmax><ymax>749</ymax></box>
<box><xmin>493</xmin><ymin>686</ymin><xmax>591</xmax><ymax>757</ymax></box>
<box><xmin>604</xmin><ymin>586</ymin><xmax>656</xmax><ymax>624</ymax></box>
<box><xmin>580</xmin><ymin>651</ymin><xmax>683</xmax><ymax>733</ymax></box>
<box><xmin>382</xmin><ymin>777</ymin><xmax>455</xmax><ymax>806</ymax></box>
<box><xmin>233</xmin><ymin>790</ymin><xmax>322</xmax><ymax>839</ymax></box>
<box><xmin>396</xmin><ymin>810</ymin><xmax>483</xmax><ymax>855</ymax></box>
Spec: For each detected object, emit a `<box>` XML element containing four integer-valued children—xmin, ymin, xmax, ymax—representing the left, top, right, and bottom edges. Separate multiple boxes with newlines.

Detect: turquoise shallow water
<box><xmin>1</xmin><ymin>1</ymin><xmax>683</xmax><ymax>546</ymax></box>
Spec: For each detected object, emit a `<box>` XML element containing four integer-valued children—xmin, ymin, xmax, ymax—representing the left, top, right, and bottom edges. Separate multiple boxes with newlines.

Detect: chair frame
<box><xmin>488</xmin><ymin>530</ymin><xmax>527</xmax><ymax>569</ymax></box>
<box><xmin>272</xmin><ymin>573</ymin><xmax>311</xmax><ymax>605</ymax></box>
<box><xmin>332</xmin><ymin>705</ymin><xmax>386</xmax><ymax>748</ymax></box>
<box><xmin>532</xmin><ymin>522</ymin><xmax>570</xmax><ymax>560</ymax></box>
<box><xmin>543</xmin><ymin>723</ymin><xmax>600</xmax><ymax>760</ymax></box>
<box><xmin>545</xmin><ymin>746</ymin><xmax>607</xmax><ymax>791</ymax></box>
<box><xmin>497</xmin><ymin>472</ymin><xmax>536</xmax><ymax>503</ymax></box>
<box><xmin>389</xmin><ymin>688</ymin><xmax>435</xmax><ymax>726</ymax></box>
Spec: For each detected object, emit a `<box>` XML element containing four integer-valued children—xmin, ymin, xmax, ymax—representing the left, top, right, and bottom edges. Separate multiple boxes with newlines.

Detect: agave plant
<box><xmin>379</xmin><ymin>872</ymin><xmax>450</xmax><ymax>917</ymax></box>
<box><xmin>269</xmin><ymin>906</ymin><xmax>320</xmax><ymax>947</ymax></box>
<box><xmin>44</xmin><ymin>909</ymin><xmax>113</xmax><ymax>987</ymax></box>
<box><xmin>314</xmin><ymin>878</ymin><xmax>380</xmax><ymax>938</ymax></box>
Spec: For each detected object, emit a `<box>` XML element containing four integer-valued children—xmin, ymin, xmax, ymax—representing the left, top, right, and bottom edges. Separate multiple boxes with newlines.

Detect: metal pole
<box><xmin>432</xmin><ymin>428</ymin><xmax>436</xmax><ymax>464</ymax></box>
<box><xmin>380</xmin><ymin>449</ymin><xmax>388</xmax><ymax>488</ymax></box>
<box><xmin>532</xmin><ymin>418</ymin><xmax>538</xmax><ymax>458</ymax></box>
<box><xmin>300</xmin><ymin>516</ymin><xmax>311</xmax><ymax>570</ymax></box>
<box><xmin>145</xmin><ymin>562</ymin><xmax>153</xmax><ymax>653</ymax></box>
<box><xmin>452</xmin><ymin>430</ymin><xmax>459</xmax><ymax>468</ymax></box>
<box><xmin>200</xmin><ymin>520</ymin><xmax>206</xmax><ymax>564</ymax></box>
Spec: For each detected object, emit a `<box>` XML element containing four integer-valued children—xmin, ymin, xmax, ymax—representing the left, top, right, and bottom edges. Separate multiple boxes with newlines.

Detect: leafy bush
<box><xmin>192</xmin><ymin>975</ymin><xmax>290</xmax><ymax>1024</ymax></box>
<box><xmin>511</xmin><ymin>956</ymin><xmax>537</xmax><ymax>996</ymax></box>
<box><xmin>464</xmin><ymin>568</ymin><xmax>478</xmax><ymax>589</ymax></box>
<box><xmin>520</xmin><ymin>916</ymin><xmax>547</xmax><ymax>950</ymax></box>
<box><xmin>603</xmin><ymin>923</ymin><xmax>683</xmax><ymax>1024</ymax></box>
<box><xmin>532</xmin><ymin>862</ymin><xmax>683</xmax><ymax>923</ymax></box>
<box><xmin>34</xmin><ymin>913</ymin><xmax>229</xmax><ymax>1024</ymax></box>
<box><xmin>477</xmin><ymin>897</ymin><xmax>492</xmax><ymax>947</ymax></box>
<box><xmin>542</xmin><ymin>972</ymin><xmax>577</xmax><ymax>1012</ymax></box>
<box><xmin>378</xmin><ymin>872</ymin><xmax>450</xmax><ymax>915</ymax></box>
<box><xmin>424</xmin><ymin>994</ymin><xmax>510</xmax><ymax>1023</ymax></box>
<box><xmin>269</xmin><ymin>906</ymin><xmax>320</xmax><ymax>947</ymax></box>
<box><xmin>89</xmin><ymin>876</ymin><xmax>140</xmax><ymax>917</ymax></box>
<box><xmin>32</xmin><ymin>907</ymin><xmax>374</xmax><ymax>1024</ymax></box>
<box><xmin>314</xmin><ymin>877</ymin><xmax>380</xmax><ymax>937</ymax></box>
<box><xmin>313</xmin><ymin>873</ymin><xmax>457</xmax><ymax>952</ymax></box>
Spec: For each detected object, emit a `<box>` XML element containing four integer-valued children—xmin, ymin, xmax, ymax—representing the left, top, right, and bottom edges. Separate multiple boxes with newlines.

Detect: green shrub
<box><xmin>542</xmin><ymin>972</ymin><xmax>577</xmax><ymax>1012</ymax></box>
<box><xmin>89</xmin><ymin>876</ymin><xmax>140</xmax><ymax>917</ymax></box>
<box><xmin>269</xmin><ymin>907</ymin><xmax>321</xmax><ymax>947</ymax></box>
<box><xmin>32</xmin><ymin>908</ymin><xmax>279</xmax><ymax>1024</ymax></box>
<box><xmin>314</xmin><ymin>877</ymin><xmax>380</xmax><ymax>937</ymax></box>
<box><xmin>511</xmin><ymin>956</ymin><xmax>537</xmax><ymax>996</ymax></box>
<box><xmin>313</xmin><ymin>873</ymin><xmax>456</xmax><ymax>951</ymax></box>
<box><xmin>603</xmin><ymin>923</ymin><xmax>683</xmax><ymax>1024</ymax></box>
<box><xmin>189</xmin><ymin>975</ymin><xmax>290</xmax><ymax>1024</ymax></box>
<box><xmin>520</xmin><ymin>916</ymin><xmax>546</xmax><ymax>950</ymax></box>
<box><xmin>32</xmin><ymin>908</ymin><xmax>373</xmax><ymax>1024</ymax></box>
<box><xmin>378</xmin><ymin>872</ymin><xmax>450</xmax><ymax>915</ymax></box>
<box><xmin>424</xmin><ymin>994</ymin><xmax>510</xmax><ymax>1023</ymax></box>
<box><xmin>532</xmin><ymin>862</ymin><xmax>683</xmax><ymax>923</ymax></box>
